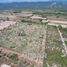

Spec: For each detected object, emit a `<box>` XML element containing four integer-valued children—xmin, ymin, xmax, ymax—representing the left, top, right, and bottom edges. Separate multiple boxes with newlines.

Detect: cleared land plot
<box><xmin>43</xmin><ymin>25</ymin><xmax>67</xmax><ymax>67</ymax></box>
<box><xmin>0</xmin><ymin>21</ymin><xmax>46</xmax><ymax>62</ymax></box>
<box><xmin>0</xmin><ymin>21</ymin><xmax>16</xmax><ymax>30</ymax></box>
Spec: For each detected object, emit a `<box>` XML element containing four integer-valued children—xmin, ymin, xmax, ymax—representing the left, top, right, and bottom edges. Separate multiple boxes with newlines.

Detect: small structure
<box><xmin>42</xmin><ymin>19</ymin><xmax>48</xmax><ymax>22</ymax></box>
<box><xmin>30</xmin><ymin>15</ymin><xmax>47</xmax><ymax>20</ymax></box>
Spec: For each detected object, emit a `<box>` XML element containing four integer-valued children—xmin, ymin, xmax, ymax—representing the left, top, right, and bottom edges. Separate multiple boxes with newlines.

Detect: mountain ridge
<box><xmin>0</xmin><ymin>1</ymin><xmax>67</xmax><ymax>11</ymax></box>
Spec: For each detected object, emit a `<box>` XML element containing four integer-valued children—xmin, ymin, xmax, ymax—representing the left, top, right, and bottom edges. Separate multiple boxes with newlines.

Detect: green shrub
<box><xmin>8</xmin><ymin>53</ymin><xmax>19</xmax><ymax>61</ymax></box>
<box><xmin>18</xmin><ymin>32</ymin><xmax>26</xmax><ymax>36</ymax></box>
<box><xmin>58</xmin><ymin>25</ymin><xmax>62</xmax><ymax>30</ymax></box>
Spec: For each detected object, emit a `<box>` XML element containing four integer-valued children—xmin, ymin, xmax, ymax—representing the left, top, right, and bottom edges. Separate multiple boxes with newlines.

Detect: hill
<box><xmin>0</xmin><ymin>1</ymin><xmax>67</xmax><ymax>11</ymax></box>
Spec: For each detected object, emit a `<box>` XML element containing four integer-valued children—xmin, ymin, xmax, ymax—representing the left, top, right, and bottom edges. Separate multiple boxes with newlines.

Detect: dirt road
<box><xmin>48</xmin><ymin>20</ymin><xmax>67</xmax><ymax>25</ymax></box>
<box><xmin>0</xmin><ymin>46</ymin><xmax>42</xmax><ymax>67</ymax></box>
<box><xmin>57</xmin><ymin>27</ymin><xmax>67</xmax><ymax>54</ymax></box>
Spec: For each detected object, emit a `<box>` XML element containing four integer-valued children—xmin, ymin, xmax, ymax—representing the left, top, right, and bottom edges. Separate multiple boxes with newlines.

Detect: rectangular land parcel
<box><xmin>0</xmin><ymin>19</ymin><xmax>47</xmax><ymax>67</ymax></box>
<box><xmin>43</xmin><ymin>25</ymin><xmax>67</xmax><ymax>67</ymax></box>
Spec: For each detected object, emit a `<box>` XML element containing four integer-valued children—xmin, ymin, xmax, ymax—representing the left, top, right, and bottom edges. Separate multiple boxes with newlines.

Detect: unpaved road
<box><xmin>0</xmin><ymin>46</ymin><xmax>42</xmax><ymax>67</ymax></box>
<box><xmin>48</xmin><ymin>20</ymin><xmax>67</xmax><ymax>25</ymax></box>
<box><xmin>57</xmin><ymin>26</ymin><xmax>67</xmax><ymax>54</ymax></box>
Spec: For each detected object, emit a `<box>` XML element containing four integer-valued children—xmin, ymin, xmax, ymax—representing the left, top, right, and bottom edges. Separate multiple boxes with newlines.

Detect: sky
<box><xmin>0</xmin><ymin>0</ymin><xmax>66</xmax><ymax>3</ymax></box>
<box><xmin>0</xmin><ymin>0</ymin><xmax>50</xmax><ymax>3</ymax></box>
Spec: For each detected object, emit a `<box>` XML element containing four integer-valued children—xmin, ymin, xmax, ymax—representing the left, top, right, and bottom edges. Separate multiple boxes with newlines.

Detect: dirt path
<box><xmin>0</xmin><ymin>46</ymin><xmax>42</xmax><ymax>67</ymax></box>
<box><xmin>40</xmin><ymin>26</ymin><xmax>47</xmax><ymax>67</ymax></box>
<box><xmin>57</xmin><ymin>26</ymin><xmax>67</xmax><ymax>54</ymax></box>
<box><xmin>41</xmin><ymin>31</ymin><xmax>46</xmax><ymax>51</ymax></box>
<box><xmin>48</xmin><ymin>20</ymin><xmax>67</xmax><ymax>25</ymax></box>
<box><xmin>22</xmin><ymin>28</ymin><xmax>46</xmax><ymax>67</ymax></box>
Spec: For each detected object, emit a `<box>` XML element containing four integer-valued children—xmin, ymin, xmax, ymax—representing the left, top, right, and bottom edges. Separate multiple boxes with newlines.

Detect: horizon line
<box><xmin>0</xmin><ymin>1</ymin><xmax>66</xmax><ymax>3</ymax></box>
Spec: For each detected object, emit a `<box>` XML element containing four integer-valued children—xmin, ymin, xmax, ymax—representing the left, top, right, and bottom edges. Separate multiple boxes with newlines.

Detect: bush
<box><xmin>58</xmin><ymin>25</ymin><xmax>62</xmax><ymax>30</ymax></box>
<box><xmin>8</xmin><ymin>54</ymin><xmax>19</xmax><ymax>61</ymax></box>
<box><xmin>10</xmin><ymin>46</ymin><xmax>15</xmax><ymax>48</ymax></box>
<box><xmin>56</xmin><ymin>15</ymin><xmax>60</xmax><ymax>18</ymax></box>
<box><xmin>18</xmin><ymin>32</ymin><xmax>26</xmax><ymax>36</ymax></box>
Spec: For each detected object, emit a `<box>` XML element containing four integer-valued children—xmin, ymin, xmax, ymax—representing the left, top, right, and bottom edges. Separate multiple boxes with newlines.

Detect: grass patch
<box><xmin>43</xmin><ymin>25</ymin><xmax>67</xmax><ymax>67</ymax></box>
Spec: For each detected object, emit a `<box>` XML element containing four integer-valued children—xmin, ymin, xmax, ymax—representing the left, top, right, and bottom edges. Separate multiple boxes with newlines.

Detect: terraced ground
<box><xmin>0</xmin><ymin>21</ymin><xmax>46</xmax><ymax>65</ymax></box>
<box><xmin>43</xmin><ymin>25</ymin><xmax>67</xmax><ymax>67</ymax></box>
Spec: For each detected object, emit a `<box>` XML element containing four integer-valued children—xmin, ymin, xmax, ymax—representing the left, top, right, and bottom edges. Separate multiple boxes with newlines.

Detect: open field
<box><xmin>43</xmin><ymin>25</ymin><xmax>67</xmax><ymax>67</ymax></box>
<box><xmin>0</xmin><ymin>10</ymin><xmax>67</xmax><ymax>67</ymax></box>
<box><xmin>0</xmin><ymin>19</ymin><xmax>47</xmax><ymax>67</ymax></box>
<box><xmin>59</xmin><ymin>27</ymin><xmax>67</xmax><ymax>49</ymax></box>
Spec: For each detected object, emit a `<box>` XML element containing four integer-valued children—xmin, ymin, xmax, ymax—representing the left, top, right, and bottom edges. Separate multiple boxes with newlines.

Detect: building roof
<box><xmin>31</xmin><ymin>15</ymin><xmax>42</xmax><ymax>19</ymax></box>
<box><xmin>31</xmin><ymin>15</ymin><xmax>47</xmax><ymax>20</ymax></box>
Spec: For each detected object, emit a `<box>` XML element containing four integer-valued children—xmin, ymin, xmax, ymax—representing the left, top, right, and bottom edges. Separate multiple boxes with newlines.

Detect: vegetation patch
<box><xmin>43</xmin><ymin>25</ymin><xmax>67</xmax><ymax>67</ymax></box>
<box><xmin>0</xmin><ymin>21</ymin><xmax>46</xmax><ymax>62</ymax></box>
